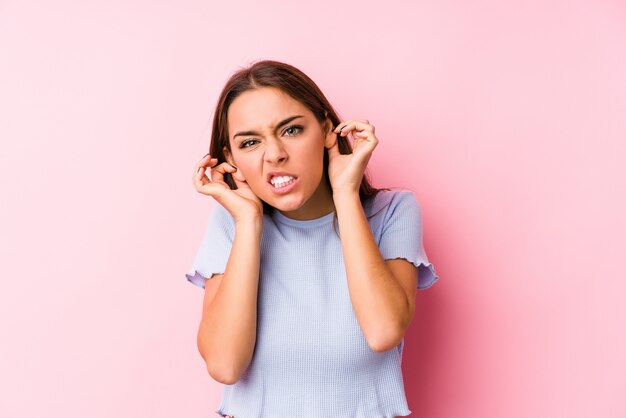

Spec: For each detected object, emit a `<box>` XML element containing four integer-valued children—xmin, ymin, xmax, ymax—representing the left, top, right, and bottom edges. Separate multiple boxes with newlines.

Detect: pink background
<box><xmin>1</xmin><ymin>0</ymin><xmax>625</xmax><ymax>417</ymax></box>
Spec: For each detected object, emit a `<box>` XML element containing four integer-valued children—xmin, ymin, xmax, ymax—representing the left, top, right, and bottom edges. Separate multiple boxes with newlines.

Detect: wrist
<box><xmin>235</xmin><ymin>215</ymin><xmax>263</xmax><ymax>232</ymax></box>
<box><xmin>332</xmin><ymin>190</ymin><xmax>361</xmax><ymax>207</ymax></box>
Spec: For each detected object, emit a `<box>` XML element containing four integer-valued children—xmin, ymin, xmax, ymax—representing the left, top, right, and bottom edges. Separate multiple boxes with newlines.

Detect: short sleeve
<box><xmin>184</xmin><ymin>203</ymin><xmax>235</xmax><ymax>289</ymax></box>
<box><xmin>378</xmin><ymin>190</ymin><xmax>439</xmax><ymax>290</ymax></box>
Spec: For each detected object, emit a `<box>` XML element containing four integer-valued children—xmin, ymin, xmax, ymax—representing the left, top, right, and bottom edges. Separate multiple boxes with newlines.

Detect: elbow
<box><xmin>197</xmin><ymin>333</ymin><xmax>243</xmax><ymax>384</ymax></box>
<box><xmin>366</xmin><ymin>327</ymin><xmax>405</xmax><ymax>353</ymax></box>
<box><xmin>368</xmin><ymin>337</ymin><xmax>402</xmax><ymax>353</ymax></box>
<box><xmin>366</xmin><ymin>302</ymin><xmax>414</xmax><ymax>353</ymax></box>
<box><xmin>198</xmin><ymin>345</ymin><xmax>243</xmax><ymax>385</ymax></box>
<box><xmin>206</xmin><ymin>362</ymin><xmax>241</xmax><ymax>385</ymax></box>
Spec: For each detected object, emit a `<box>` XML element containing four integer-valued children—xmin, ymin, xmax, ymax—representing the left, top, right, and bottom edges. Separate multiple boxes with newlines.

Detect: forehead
<box><xmin>227</xmin><ymin>87</ymin><xmax>310</xmax><ymax>130</ymax></box>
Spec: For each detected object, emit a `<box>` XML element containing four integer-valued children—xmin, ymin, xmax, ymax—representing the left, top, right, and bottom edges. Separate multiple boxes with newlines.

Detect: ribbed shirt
<box><xmin>185</xmin><ymin>189</ymin><xmax>439</xmax><ymax>417</ymax></box>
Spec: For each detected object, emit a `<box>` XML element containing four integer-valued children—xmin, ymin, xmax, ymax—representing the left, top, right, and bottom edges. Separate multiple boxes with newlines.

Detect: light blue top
<box><xmin>186</xmin><ymin>189</ymin><xmax>439</xmax><ymax>417</ymax></box>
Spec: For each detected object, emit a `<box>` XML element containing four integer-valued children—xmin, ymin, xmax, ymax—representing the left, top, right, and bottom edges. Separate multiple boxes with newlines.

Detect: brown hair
<box><xmin>209</xmin><ymin>59</ymin><xmax>386</xmax><ymax>215</ymax></box>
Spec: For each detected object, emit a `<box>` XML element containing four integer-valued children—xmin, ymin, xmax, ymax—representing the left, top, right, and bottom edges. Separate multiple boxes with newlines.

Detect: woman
<box><xmin>185</xmin><ymin>60</ymin><xmax>438</xmax><ymax>417</ymax></box>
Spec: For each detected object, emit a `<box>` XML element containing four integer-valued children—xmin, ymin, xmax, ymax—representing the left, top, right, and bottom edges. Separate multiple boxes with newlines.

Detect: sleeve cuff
<box><xmin>185</xmin><ymin>270</ymin><xmax>224</xmax><ymax>289</ymax></box>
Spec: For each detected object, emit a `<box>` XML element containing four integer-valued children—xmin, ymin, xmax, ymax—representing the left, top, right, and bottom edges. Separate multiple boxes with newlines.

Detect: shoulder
<box><xmin>210</xmin><ymin>202</ymin><xmax>234</xmax><ymax>221</ymax></box>
<box><xmin>363</xmin><ymin>188</ymin><xmax>419</xmax><ymax>219</ymax></box>
<box><xmin>206</xmin><ymin>202</ymin><xmax>236</xmax><ymax>235</ymax></box>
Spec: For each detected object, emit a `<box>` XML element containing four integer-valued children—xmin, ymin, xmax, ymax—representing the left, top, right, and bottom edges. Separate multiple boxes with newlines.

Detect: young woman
<box><xmin>185</xmin><ymin>60</ymin><xmax>439</xmax><ymax>418</ymax></box>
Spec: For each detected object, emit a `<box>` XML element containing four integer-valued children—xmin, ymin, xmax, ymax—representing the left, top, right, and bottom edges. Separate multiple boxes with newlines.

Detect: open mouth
<box><xmin>267</xmin><ymin>174</ymin><xmax>300</xmax><ymax>194</ymax></box>
<box><xmin>269</xmin><ymin>175</ymin><xmax>297</xmax><ymax>188</ymax></box>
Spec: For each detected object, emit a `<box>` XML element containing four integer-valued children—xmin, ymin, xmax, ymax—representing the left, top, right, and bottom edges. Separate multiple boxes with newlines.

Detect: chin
<box><xmin>263</xmin><ymin>194</ymin><xmax>308</xmax><ymax>212</ymax></box>
<box><xmin>270</xmin><ymin>199</ymin><xmax>307</xmax><ymax>213</ymax></box>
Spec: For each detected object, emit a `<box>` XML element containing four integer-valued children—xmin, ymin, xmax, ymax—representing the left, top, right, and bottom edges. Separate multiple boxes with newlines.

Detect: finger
<box><xmin>344</xmin><ymin>123</ymin><xmax>377</xmax><ymax>144</ymax></box>
<box><xmin>332</xmin><ymin>120</ymin><xmax>366</xmax><ymax>130</ymax></box>
<box><xmin>349</xmin><ymin>121</ymin><xmax>374</xmax><ymax>134</ymax></box>
<box><xmin>194</xmin><ymin>178</ymin><xmax>229</xmax><ymax>200</ymax></box>
<box><xmin>354</xmin><ymin>130</ymin><xmax>378</xmax><ymax>145</ymax></box>
<box><xmin>195</xmin><ymin>158</ymin><xmax>217</xmax><ymax>172</ymax></box>
<box><xmin>352</xmin><ymin>134</ymin><xmax>379</xmax><ymax>160</ymax></box>
<box><xmin>335</xmin><ymin>122</ymin><xmax>372</xmax><ymax>138</ymax></box>
<box><xmin>333</xmin><ymin>121</ymin><xmax>351</xmax><ymax>136</ymax></box>
<box><xmin>197</xmin><ymin>153</ymin><xmax>217</xmax><ymax>167</ymax></box>
<box><xmin>193</xmin><ymin>164</ymin><xmax>236</xmax><ymax>197</ymax></box>
<box><xmin>209</xmin><ymin>161</ymin><xmax>237</xmax><ymax>183</ymax></box>
<box><xmin>195</xmin><ymin>155</ymin><xmax>218</xmax><ymax>176</ymax></box>
<box><xmin>194</xmin><ymin>159</ymin><xmax>228</xmax><ymax>187</ymax></box>
<box><xmin>194</xmin><ymin>160</ymin><xmax>214</xmax><ymax>184</ymax></box>
<box><xmin>211</xmin><ymin>161</ymin><xmax>237</xmax><ymax>174</ymax></box>
<box><xmin>194</xmin><ymin>164</ymin><xmax>217</xmax><ymax>190</ymax></box>
<box><xmin>194</xmin><ymin>166</ymin><xmax>217</xmax><ymax>192</ymax></box>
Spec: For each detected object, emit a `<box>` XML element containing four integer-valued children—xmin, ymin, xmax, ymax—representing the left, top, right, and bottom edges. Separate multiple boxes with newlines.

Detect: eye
<box><xmin>240</xmin><ymin>139</ymin><xmax>260</xmax><ymax>149</ymax></box>
<box><xmin>283</xmin><ymin>125</ymin><xmax>303</xmax><ymax>137</ymax></box>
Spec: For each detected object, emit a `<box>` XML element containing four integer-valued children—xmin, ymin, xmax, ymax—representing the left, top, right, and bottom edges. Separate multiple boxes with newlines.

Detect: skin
<box><xmin>192</xmin><ymin>86</ymin><xmax>419</xmax><ymax>384</ymax></box>
<box><xmin>224</xmin><ymin>87</ymin><xmax>335</xmax><ymax>220</ymax></box>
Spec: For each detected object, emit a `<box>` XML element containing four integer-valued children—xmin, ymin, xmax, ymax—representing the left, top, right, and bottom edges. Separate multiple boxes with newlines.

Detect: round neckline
<box><xmin>271</xmin><ymin>208</ymin><xmax>336</xmax><ymax>227</ymax></box>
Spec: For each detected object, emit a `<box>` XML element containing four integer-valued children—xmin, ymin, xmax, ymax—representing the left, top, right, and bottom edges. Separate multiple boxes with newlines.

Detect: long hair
<box><xmin>209</xmin><ymin>59</ymin><xmax>386</xmax><ymax>215</ymax></box>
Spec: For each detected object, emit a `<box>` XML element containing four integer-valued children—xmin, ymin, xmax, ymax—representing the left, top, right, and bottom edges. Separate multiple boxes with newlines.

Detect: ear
<box><xmin>323</xmin><ymin>118</ymin><xmax>337</xmax><ymax>149</ymax></box>
<box><xmin>223</xmin><ymin>147</ymin><xmax>235</xmax><ymax>166</ymax></box>
<box><xmin>223</xmin><ymin>146</ymin><xmax>246</xmax><ymax>182</ymax></box>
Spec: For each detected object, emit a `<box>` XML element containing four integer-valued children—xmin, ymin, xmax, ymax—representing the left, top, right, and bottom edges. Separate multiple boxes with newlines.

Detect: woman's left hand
<box><xmin>326</xmin><ymin>119</ymin><xmax>379</xmax><ymax>196</ymax></box>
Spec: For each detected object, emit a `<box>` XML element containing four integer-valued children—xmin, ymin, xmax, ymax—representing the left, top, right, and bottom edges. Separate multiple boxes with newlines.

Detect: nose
<box><xmin>263</xmin><ymin>136</ymin><xmax>288</xmax><ymax>165</ymax></box>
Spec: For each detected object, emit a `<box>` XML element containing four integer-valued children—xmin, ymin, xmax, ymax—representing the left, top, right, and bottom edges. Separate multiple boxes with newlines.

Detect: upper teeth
<box><xmin>271</xmin><ymin>176</ymin><xmax>295</xmax><ymax>187</ymax></box>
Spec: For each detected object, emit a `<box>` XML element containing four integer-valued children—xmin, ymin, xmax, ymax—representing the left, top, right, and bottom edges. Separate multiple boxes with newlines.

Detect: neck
<box><xmin>277</xmin><ymin>173</ymin><xmax>335</xmax><ymax>220</ymax></box>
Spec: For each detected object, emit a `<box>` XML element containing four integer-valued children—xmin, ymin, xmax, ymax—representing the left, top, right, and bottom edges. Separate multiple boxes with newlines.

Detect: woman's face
<box><xmin>225</xmin><ymin>87</ymin><xmax>334</xmax><ymax>220</ymax></box>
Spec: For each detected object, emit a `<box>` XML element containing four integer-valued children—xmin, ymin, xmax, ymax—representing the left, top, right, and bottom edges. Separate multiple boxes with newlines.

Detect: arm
<box><xmin>192</xmin><ymin>155</ymin><xmax>264</xmax><ymax>384</ymax></box>
<box><xmin>333</xmin><ymin>192</ymin><xmax>418</xmax><ymax>352</ymax></box>
<box><xmin>325</xmin><ymin>119</ymin><xmax>419</xmax><ymax>352</ymax></box>
<box><xmin>197</xmin><ymin>216</ymin><xmax>263</xmax><ymax>384</ymax></box>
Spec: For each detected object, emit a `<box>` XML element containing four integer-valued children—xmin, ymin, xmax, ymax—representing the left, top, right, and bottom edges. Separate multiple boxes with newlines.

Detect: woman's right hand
<box><xmin>193</xmin><ymin>154</ymin><xmax>263</xmax><ymax>223</ymax></box>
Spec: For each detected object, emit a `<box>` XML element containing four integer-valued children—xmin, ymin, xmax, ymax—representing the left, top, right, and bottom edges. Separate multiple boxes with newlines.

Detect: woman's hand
<box><xmin>326</xmin><ymin>119</ymin><xmax>379</xmax><ymax>196</ymax></box>
<box><xmin>193</xmin><ymin>154</ymin><xmax>263</xmax><ymax>223</ymax></box>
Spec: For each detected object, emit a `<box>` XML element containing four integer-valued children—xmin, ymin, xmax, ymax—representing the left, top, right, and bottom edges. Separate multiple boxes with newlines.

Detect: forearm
<box><xmin>333</xmin><ymin>192</ymin><xmax>411</xmax><ymax>351</ymax></box>
<box><xmin>197</xmin><ymin>217</ymin><xmax>262</xmax><ymax>383</ymax></box>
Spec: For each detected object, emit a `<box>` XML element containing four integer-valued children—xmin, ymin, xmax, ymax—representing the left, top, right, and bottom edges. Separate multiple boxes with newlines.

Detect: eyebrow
<box><xmin>233</xmin><ymin>115</ymin><xmax>304</xmax><ymax>139</ymax></box>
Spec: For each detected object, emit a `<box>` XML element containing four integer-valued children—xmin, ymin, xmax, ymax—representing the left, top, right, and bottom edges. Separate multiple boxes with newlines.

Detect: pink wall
<box><xmin>1</xmin><ymin>0</ymin><xmax>624</xmax><ymax>417</ymax></box>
